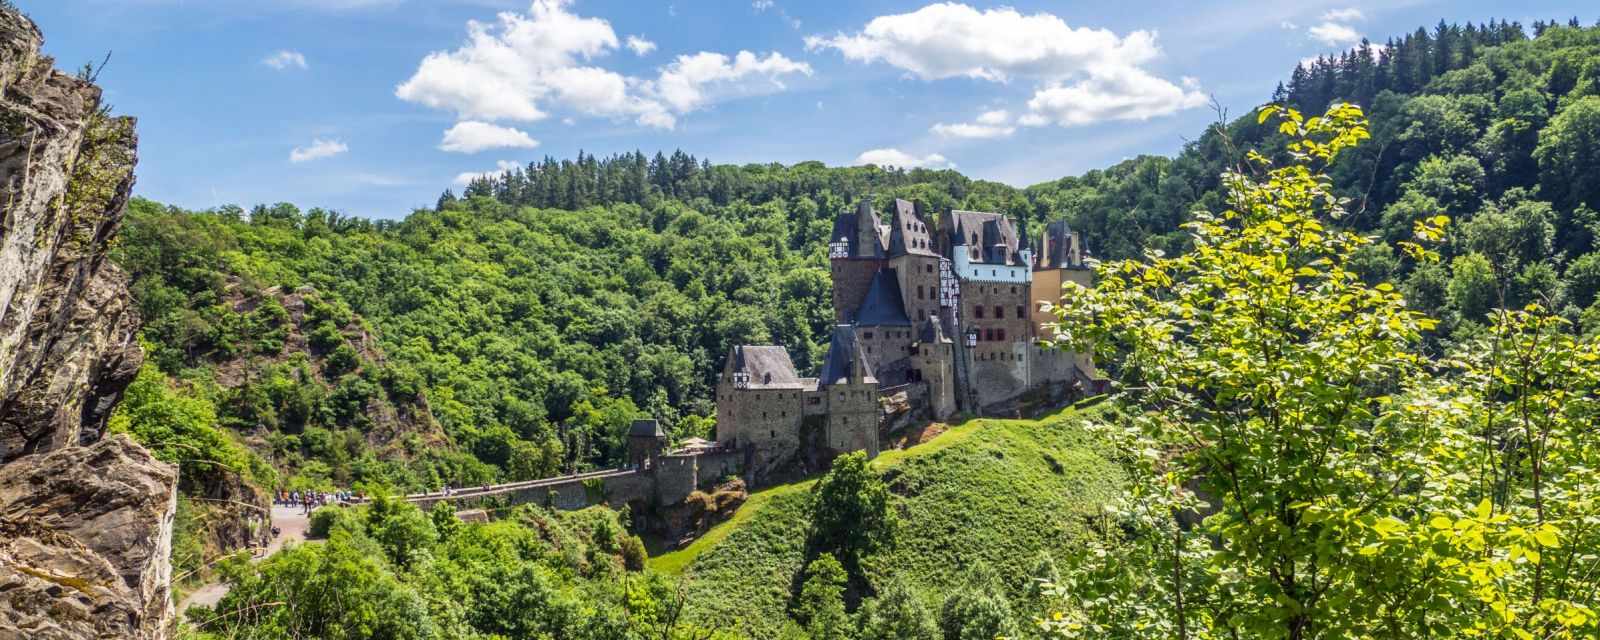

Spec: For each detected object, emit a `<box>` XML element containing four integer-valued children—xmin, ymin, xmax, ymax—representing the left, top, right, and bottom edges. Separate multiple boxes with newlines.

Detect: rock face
<box><xmin>0</xmin><ymin>436</ymin><xmax>177</xmax><ymax>639</ymax></box>
<box><xmin>0</xmin><ymin>6</ymin><xmax>173</xmax><ymax>640</ymax></box>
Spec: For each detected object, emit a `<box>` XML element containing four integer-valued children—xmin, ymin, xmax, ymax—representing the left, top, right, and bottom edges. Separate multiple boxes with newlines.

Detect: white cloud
<box><xmin>808</xmin><ymin>3</ymin><xmax>1204</xmax><ymax>128</ymax></box>
<box><xmin>1307</xmin><ymin>7</ymin><xmax>1364</xmax><ymax>47</ymax></box>
<box><xmin>653</xmin><ymin>50</ymin><xmax>811</xmax><ymax>113</ymax></box>
<box><xmin>1309</xmin><ymin>22</ymin><xmax>1361</xmax><ymax>47</ymax></box>
<box><xmin>932</xmin><ymin>109</ymin><xmax>1015</xmax><ymax>138</ymax></box>
<box><xmin>438</xmin><ymin>121</ymin><xmax>540</xmax><ymax>153</ymax></box>
<box><xmin>396</xmin><ymin>0</ymin><xmax>806</xmax><ymax>130</ymax></box>
<box><xmin>752</xmin><ymin>0</ymin><xmax>774</xmax><ymax>10</ymax></box>
<box><xmin>805</xmin><ymin>3</ymin><xmax>1159</xmax><ymax>82</ymax></box>
<box><xmin>1321</xmin><ymin>8</ymin><xmax>1364</xmax><ymax>22</ymax></box>
<box><xmin>454</xmin><ymin>160</ymin><xmax>521</xmax><ymax>186</ymax></box>
<box><xmin>289</xmin><ymin>138</ymin><xmax>348</xmax><ymax>163</ymax></box>
<box><xmin>853</xmin><ymin>148</ymin><xmax>953</xmax><ymax>169</ymax></box>
<box><xmin>980</xmin><ymin>109</ymin><xmax>1011</xmax><ymax>124</ymax></box>
<box><xmin>1020</xmin><ymin>69</ymin><xmax>1208</xmax><ymax>127</ymax></box>
<box><xmin>626</xmin><ymin>35</ymin><xmax>657</xmax><ymax>56</ymax></box>
<box><xmin>262</xmin><ymin>50</ymin><xmax>307</xmax><ymax>70</ymax></box>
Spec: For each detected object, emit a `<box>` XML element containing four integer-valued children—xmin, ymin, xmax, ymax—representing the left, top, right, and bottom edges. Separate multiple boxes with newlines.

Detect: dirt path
<box><xmin>178</xmin><ymin>505</ymin><xmax>311</xmax><ymax>613</ymax></box>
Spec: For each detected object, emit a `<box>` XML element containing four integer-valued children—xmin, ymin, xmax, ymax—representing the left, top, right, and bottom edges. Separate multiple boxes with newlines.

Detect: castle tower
<box><xmin>627</xmin><ymin>419</ymin><xmax>667</xmax><ymax>470</ymax></box>
<box><xmin>913</xmin><ymin>319</ymin><xmax>957</xmax><ymax>420</ymax></box>
<box><xmin>1029</xmin><ymin>220</ymin><xmax>1101</xmax><ymax>390</ymax></box>
<box><xmin>885</xmin><ymin>199</ymin><xmax>943</xmax><ymax>326</ymax></box>
<box><xmin>818</xmin><ymin>326</ymin><xmax>881</xmax><ymax>459</ymax></box>
<box><xmin>829</xmin><ymin>200</ymin><xmax>888</xmax><ymax>323</ymax></box>
<box><xmin>852</xmin><ymin>268</ymin><xmax>913</xmax><ymax>380</ymax></box>
<box><xmin>715</xmin><ymin>345</ymin><xmax>813</xmax><ymax>483</ymax></box>
<box><xmin>942</xmin><ymin>209</ymin><xmax>1034</xmax><ymax>409</ymax></box>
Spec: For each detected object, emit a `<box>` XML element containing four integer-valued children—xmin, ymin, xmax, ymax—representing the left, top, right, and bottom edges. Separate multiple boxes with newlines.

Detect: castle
<box><xmin>714</xmin><ymin>199</ymin><xmax>1100</xmax><ymax>483</ymax></box>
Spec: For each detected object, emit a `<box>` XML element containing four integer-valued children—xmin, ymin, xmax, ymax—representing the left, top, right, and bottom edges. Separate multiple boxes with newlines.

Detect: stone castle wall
<box><xmin>830</xmin><ymin>258</ymin><xmax>882</xmax><ymax>322</ymax></box>
<box><xmin>890</xmin><ymin>254</ymin><xmax>942</xmax><ymax>324</ymax></box>
<box><xmin>959</xmin><ymin>280</ymin><xmax>1035</xmax><ymax>406</ymax></box>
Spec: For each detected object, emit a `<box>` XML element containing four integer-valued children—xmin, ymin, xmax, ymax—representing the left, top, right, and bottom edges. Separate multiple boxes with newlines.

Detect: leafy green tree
<box><xmin>856</xmin><ymin>575</ymin><xmax>937</xmax><ymax>640</ymax></box>
<box><xmin>808</xmin><ymin>452</ymin><xmax>897</xmax><ymax>579</ymax></box>
<box><xmin>794</xmin><ymin>553</ymin><xmax>849</xmax><ymax>640</ymax></box>
<box><xmin>937</xmin><ymin>580</ymin><xmax>1018</xmax><ymax>640</ymax></box>
<box><xmin>1043</xmin><ymin>103</ymin><xmax>1598</xmax><ymax>638</ymax></box>
<box><xmin>1535</xmin><ymin>95</ymin><xmax>1600</xmax><ymax>210</ymax></box>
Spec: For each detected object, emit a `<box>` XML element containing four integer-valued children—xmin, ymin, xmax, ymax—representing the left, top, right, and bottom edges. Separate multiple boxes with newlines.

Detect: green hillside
<box><xmin>654</xmin><ymin>401</ymin><xmax>1127</xmax><ymax>637</ymax></box>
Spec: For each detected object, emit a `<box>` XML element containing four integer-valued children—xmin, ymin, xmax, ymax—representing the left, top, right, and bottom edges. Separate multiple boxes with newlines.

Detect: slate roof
<box><xmin>916</xmin><ymin>318</ymin><xmax>949</xmax><ymax>344</ymax></box>
<box><xmin>947</xmin><ymin>209</ymin><xmax>1027</xmax><ymax>266</ymax></box>
<box><xmin>819</xmin><ymin>326</ymin><xmax>877</xmax><ymax>386</ymax></box>
<box><xmin>728</xmin><ymin>345</ymin><xmax>811</xmax><ymax>389</ymax></box>
<box><xmin>829</xmin><ymin>200</ymin><xmax>889</xmax><ymax>259</ymax></box>
<box><xmin>629</xmin><ymin>419</ymin><xmax>666</xmax><ymax>438</ymax></box>
<box><xmin>854</xmin><ymin>268</ymin><xmax>912</xmax><ymax>326</ymax></box>
<box><xmin>1035</xmin><ymin>220</ymin><xmax>1086</xmax><ymax>269</ymax></box>
<box><xmin>887</xmin><ymin>198</ymin><xmax>938</xmax><ymax>257</ymax></box>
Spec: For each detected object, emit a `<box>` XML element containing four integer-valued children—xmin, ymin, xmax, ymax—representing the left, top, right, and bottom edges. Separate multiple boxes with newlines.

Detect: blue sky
<box><xmin>20</xmin><ymin>0</ymin><xmax>1597</xmax><ymax>219</ymax></box>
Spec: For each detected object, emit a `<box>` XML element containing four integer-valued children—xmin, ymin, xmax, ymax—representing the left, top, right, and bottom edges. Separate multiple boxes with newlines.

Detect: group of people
<box><xmin>275</xmin><ymin>489</ymin><xmax>361</xmax><ymax>514</ymax></box>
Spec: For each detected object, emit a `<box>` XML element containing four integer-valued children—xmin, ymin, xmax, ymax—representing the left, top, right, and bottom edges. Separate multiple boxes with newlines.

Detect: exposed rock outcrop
<box><xmin>0</xmin><ymin>6</ymin><xmax>172</xmax><ymax>639</ymax></box>
<box><xmin>0</xmin><ymin>436</ymin><xmax>176</xmax><ymax>639</ymax></box>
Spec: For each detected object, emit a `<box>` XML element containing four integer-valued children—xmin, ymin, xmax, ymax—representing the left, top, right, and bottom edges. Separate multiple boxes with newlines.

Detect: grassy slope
<box><xmin>649</xmin><ymin>401</ymin><xmax>1126</xmax><ymax>636</ymax></box>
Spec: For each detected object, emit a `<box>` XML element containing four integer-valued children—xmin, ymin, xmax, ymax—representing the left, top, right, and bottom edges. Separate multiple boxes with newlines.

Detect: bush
<box><xmin>620</xmin><ymin>535</ymin><xmax>647</xmax><ymax>572</ymax></box>
<box><xmin>307</xmin><ymin>506</ymin><xmax>353</xmax><ymax>539</ymax></box>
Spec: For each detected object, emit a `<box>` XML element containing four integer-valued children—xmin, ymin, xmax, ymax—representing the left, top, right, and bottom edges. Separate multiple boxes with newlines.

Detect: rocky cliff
<box><xmin>0</xmin><ymin>6</ymin><xmax>175</xmax><ymax>639</ymax></box>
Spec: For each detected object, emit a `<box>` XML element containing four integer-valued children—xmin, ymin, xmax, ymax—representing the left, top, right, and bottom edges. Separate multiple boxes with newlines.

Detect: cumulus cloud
<box><xmin>654</xmin><ymin>50</ymin><xmax>811</xmax><ymax>113</ymax></box>
<box><xmin>853</xmin><ymin>148</ymin><xmax>953</xmax><ymax>169</ymax></box>
<box><xmin>289</xmin><ymin>138</ymin><xmax>347</xmax><ymax>163</ymax></box>
<box><xmin>262</xmin><ymin>50</ymin><xmax>308</xmax><ymax>70</ymax></box>
<box><xmin>454</xmin><ymin>160</ymin><xmax>522</xmax><ymax>186</ymax></box>
<box><xmin>1308</xmin><ymin>8</ymin><xmax>1364</xmax><ymax>47</ymax></box>
<box><xmin>626</xmin><ymin>35</ymin><xmax>657</xmax><ymax>56</ymax></box>
<box><xmin>752</xmin><ymin>0</ymin><xmax>774</xmax><ymax>10</ymax></box>
<box><xmin>439</xmin><ymin>121</ymin><xmax>540</xmax><ymax>153</ymax></box>
<box><xmin>808</xmin><ymin>3</ymin><xmax>1204</xmax><ymax>127</ymax></box>
<box><xmin>1020</xmin><ymin>70</ymin><xmax>1208</xmax><ymax>127</ymax></box>
<box><xmin>396</xmin><ymin>0</ymin><xmax>808</xmax><ymax>130</ymax></box>
<box><xmin>932</xmin><ymin>109</ymin><xmax>1015</xmax><ymax>138</ymax></box>
<box><xmin>805</xmin><ymin>3</ymin><xmax>1159</xmax><ymax>82</ymax></box>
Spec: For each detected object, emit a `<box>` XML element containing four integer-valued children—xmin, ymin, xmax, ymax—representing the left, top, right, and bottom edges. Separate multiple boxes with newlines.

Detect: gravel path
<box><xmin>178</xmin><ymin>505</ymin><xmax>312</xmax><ymax>613</ymax></box>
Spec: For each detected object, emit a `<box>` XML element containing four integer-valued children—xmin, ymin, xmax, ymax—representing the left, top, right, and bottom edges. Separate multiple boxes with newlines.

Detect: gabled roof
<box><xmin>916</xmin><ymin>318</ymin><xmax>949</xmax><ymax>344</ymax></box>
<box><xmin>829</xmin><ymin>201</ymin><xmax>889</xmax><ymax>259</ymax></box>
<box><xmin>887</xmin><ymin>199</ymin><xmax>938</xmax><ymax>258</ymax></box>
<box><xmin>629</xmin><ymin>419</ymin><xmax>665</xmax><ymax>438</ymax></box>
<box><xmin>946</xmin><ymin>209</ymin><xmax>1027</xmax><ymax>266</ymax></box>
<box><xmin>1035</xmin><ymin>220</ymin><xmax>1085</xmax><ymax>270</ymax></box>
<box><xmin>727</xmin><ymin>345</ymin><xmax>810</xmax><ymax>389</ymax></box>
<box><xmin>819</xmin><ymin>326</ymin><xmax>877</xmax><ymax>386</ymax></box>
<box><xmin>854</xmin><ymin>268</ymin><xmax>912</xmax><ymax>326</ymax></box>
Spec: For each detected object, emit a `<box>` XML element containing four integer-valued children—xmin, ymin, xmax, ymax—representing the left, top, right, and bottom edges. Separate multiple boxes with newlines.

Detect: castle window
<box><xmin>917</xmin><ymin>285</ymin><xmax>924</xmax><ymax>299</ymax></box>
<box><xmin>997</xmin><ymin>329</ymin><xmax>1007</xmax><ymax>341</ymax></box>
<box><xmin>1017</xmin><ymin>306</ymin><xmax>1025</xmax><ymax>319</ymax></box>
<box><xmin>994</xmin><ymin>305</ymin><xmax>1003</xmax><ymax>319</ymax></box>
<box><xmin>975</xmin><ymin>306</ymin><xmax>984</xmax><ymax>319</ymax></box>
<box><xmin>864</xmin><ymin>331</ymin><xmax>874</xmax><ymax>339</ymax></box>
<box><xmin>925</xmin><ymin>264</ymin><xmax>933</xmax><ymax>273</ymax></box>
<box><xmin>1011</xmin><ymin>286</ymin><xmax>1017</xmax><ymax>294</ymax></box>
<box><xmin>919</xmin><ymin>309</ymin><xmax>926</xmax><ymax>320</ymax></box>
<box><xmin>763</xmin><ymin>411</ymin><xmax>767</xmax><ymax>418</ymax></box>
<box><xmin>771</xmin><ymin>430</ymin><xmax>776</xmax><ymax>438</ymax></box>
<box><xmin>843</xmin><ymin>416</ymin><xmax>849</xmax><ymax>425</ymax></box>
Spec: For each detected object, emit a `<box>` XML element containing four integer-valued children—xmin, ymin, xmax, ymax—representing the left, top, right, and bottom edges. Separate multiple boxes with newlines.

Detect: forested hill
<box><xmin>1027</xmin><ymin>18</ymin><xmax>1600</xmax><ymax>341</ymax></box>
<box><xmin>117</xmin><ymin>158</ymin><xmax>1035</xmax><ymax>490</ymax></box>
<box><xmin>120</xmin><ymin>17</ymin><xmax>1600</xmax><ymax>491</ymax></box>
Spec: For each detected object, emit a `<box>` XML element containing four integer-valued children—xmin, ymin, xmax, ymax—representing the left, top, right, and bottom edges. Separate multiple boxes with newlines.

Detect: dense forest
<box><xmin>104</xmin><ymin>15</ymin><xmax>1600</xmax><ymax>639</ymax></box>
